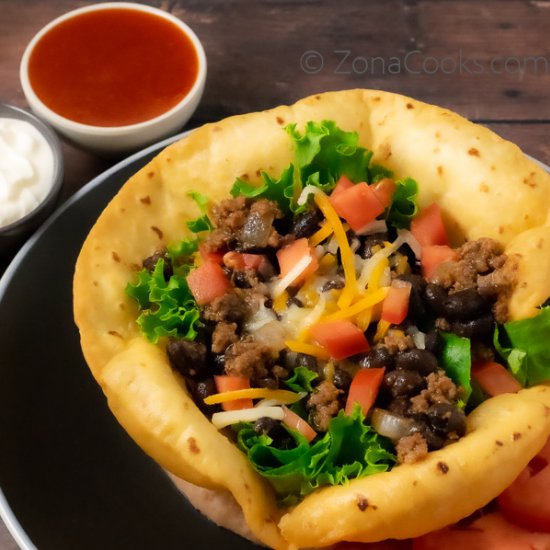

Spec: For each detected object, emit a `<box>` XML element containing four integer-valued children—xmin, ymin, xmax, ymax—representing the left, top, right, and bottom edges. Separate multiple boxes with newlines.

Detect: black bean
<box><xmin>387</xmin><ymin>396</ymin><xmax>411</xmax><ymax>416</ymax></box>
<box><xmin>213</xmin><ymin>353</ymin><xmax>225</xmax><ymax>373</ymax></box>
<box><xmin>424</xmin><ymin>330</ymin><xmax>442</xmax><ymax>355</ymax></box>
<box><xmin>358</xmin><ymin>347</ymin><xmax>395</xmax><ymax>369</ymax></box>
<box><xmin>398</xmin><ymin>274</ymin><xmax>427</xmax><ymax>320</ymax></box>
<box><xmin>232</xmin><ymin>270</ymin><xmax>252</xmax><ymax>288</ymax></box>
<box><xmin>384</xmin><ymin>369</ymin><xmax>426</xmax><ymax>398</ymax></box>
<box><xmin>358</xmin><ymin>233</ymin><xmax>388</xmax><ymax>259</ymax></box>
<box><xmin>426</xmin><ymin>403</ymin><xmax>466</xmax><ymax>437</ymax></box>
<box><xmin>191</xmin><ymin>379</ymin><xmax>220</xmax><ymax>415</ymax></box>
<box><xmin>167</xmin><ymin>339</ymin><xmax>209</xmax><ymax>378</ymax></box>
<box><xmin>294</xmin><ymin>353</ymin><xmax>319</xmax><ymax>372</ymax></box>
<box><xmin>450</xmin><ymin>314</ymin><xmax>494</xmax><ymax>340</ymax></box>
<box><xmin>291</xmin><ymin>209</ymin><xmax>323</xmax><ymax>238</ymax></box>
<box><xmin>424</xmin><ymin>284</ymin><xmax>448</xmax><ymax>316</ymax></box>
<box><xmin>254</xmin><ymin>417</ymin><xmax>292</xmax><ymax>446</ymax></box>
<box><xmin>409</xmin><ymin>420</ymin><xmax>446</xmax><ymax>450</ymax></box>
<box><xmin>395</xmin><ymin>349</ymin><xmax>438</xmax><ymax>375</ymax></box>
<box><xmin>443</xmin><ymin>289</ymin><xmax>491</xmax><ymax>321</ymax></box>
<box><xmin>286</xmin><ymin>296</ymin><xmax>304</xmax><ymax>308</ymax></box>
<box><xmin>333</xmin><ymin>368</ymin><xmax>352</xmax><ymax>392</ymax></box>
<box><xmin>321</xmin><ymin>277</ymin><xmax>345</xmax><ymax>292</ymax></box>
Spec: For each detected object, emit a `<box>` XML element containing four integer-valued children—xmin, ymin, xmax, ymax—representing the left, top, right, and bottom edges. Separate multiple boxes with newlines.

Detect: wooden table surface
<box><xmin>0</xmin><ymin>0</ymin><xmax>548</xmax><ymax>547</ymax></box>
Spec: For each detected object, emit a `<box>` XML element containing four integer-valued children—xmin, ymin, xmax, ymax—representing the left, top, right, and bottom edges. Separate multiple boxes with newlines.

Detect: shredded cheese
<box><xmin>309</xmin><ymin>222</ymin><xmax>334</xmax><ymax>247</ymax></box>
<box><xmin>313</xmin><ymin>193</ymin><xmax>357</xmax><ymax>309</ymax></box>
<box><xmin>211</xmin><ymin>406</ymin><xmax>285</xmax><ymax>430</ymax></box>
<box><xmin>320</xmin><ymin>287</ymin><xmax>389</xmax><ymax>322</ymax></box>
<box><xmin>271</xmin><ymin>255</ymin><xmax>312</xmax><ymax>298</ymax></box>
<box><xmin>204</xmin><ymin>388</ymin><xmax>302</xmax><ymax>406</ymax></box>
<box><xmin>273</xmin><ymin>290</ymin><xmax>289</xmax><ymax>313</ymax></box>
<box><xmin>357</xmin><ymin>235</ymin><xmax>405</xmax><ymax>290</ymax></box>
<box><xmin>285</xmin><ymin>340</ymin><xmax>330</xmax><ymax>360</ymax></box>
<box><xmin>374</xmin><ymin>319</ymin><xmax>391</xmax><ymax>341</ymax></box>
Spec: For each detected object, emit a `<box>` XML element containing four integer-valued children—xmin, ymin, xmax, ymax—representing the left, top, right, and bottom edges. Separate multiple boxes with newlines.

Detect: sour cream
<box><xmin>0</xmin><ymin>117</ymin><xmax>55</xmax><ymax>228</ymax></box>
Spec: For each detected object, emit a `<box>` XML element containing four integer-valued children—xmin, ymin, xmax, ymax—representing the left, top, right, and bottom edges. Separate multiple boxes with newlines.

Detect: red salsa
<box><xmin>28</xmin><ymin>8</ymin><xmax>199</xmax><ymax>127</ymax></box>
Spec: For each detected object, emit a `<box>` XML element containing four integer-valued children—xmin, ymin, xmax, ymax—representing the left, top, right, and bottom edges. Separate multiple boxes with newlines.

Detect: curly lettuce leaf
<box><xmin>230</xmin><ymin>120</ymin><xmax>374</xmax><ymax>213</ymax></box>
<box><xmin>186</xmin><ymin>192</ymin><xmax>213</xmax><ymax>233</ymax></box>
<box><xmin>284</xmin><ymin>366</ymin><xmax>319</xmax><ymax>393</ymax></box>
<box><xmin>494</xmin><ymin>306</ymin><xmax>550</xmax><ymax>386</ymax></box>
<box><xmin>286</xmin><ymin>120</ymin><xmax>372</xmax><ymax>192</ymax></box>
<box><xmin>125</xmin><ymin>259</ymin><xmax>201</xmax><ymax>343</ymax></box>
<box><xmin>439</xmin><ymin>332</ymin><xmax>472</xmax><ymax>404</ymax></box>
<box><xmin>387</xmin><ymin>177</ymin><xmax>419</xmax><ymax>229</ymax></box>
<box><xmin>236</xmin><ymin>405</ymin><xmax>395</xmax><ymax>504</ymax></box>
<box><xmin>231</xmin><ymin>165</ymin><xmax>295</xmax><ymax>213</ymax></box>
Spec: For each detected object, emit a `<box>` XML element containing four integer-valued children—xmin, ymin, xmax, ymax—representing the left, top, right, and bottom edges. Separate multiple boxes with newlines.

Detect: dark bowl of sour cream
<box><xmin>0</xmin><ymin>104</ymin><xmax>64</xmax><ymax>257</ymax></box>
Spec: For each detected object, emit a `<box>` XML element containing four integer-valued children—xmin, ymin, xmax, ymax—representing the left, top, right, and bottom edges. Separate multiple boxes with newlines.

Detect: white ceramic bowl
<box><xmin>20</xmin><ymin>2</ymin><xmax>206</xmax><ymax>155</ymax></box>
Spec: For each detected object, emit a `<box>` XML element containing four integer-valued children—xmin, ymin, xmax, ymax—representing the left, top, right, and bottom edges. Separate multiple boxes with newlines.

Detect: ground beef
<box><xmin>396</xmin><ymin>432</ymin><xmax>428</xmax><ymax>464</ymax></box>
<box><xmin>211</xmin><ymin>322</ymin><xmax>239</xmax><ymax>354</ymax></box>
<box><xmin>210</xmin><ymin>196</ymin><xmax>248</xmax><ymax>231</ymax></box>
<box><xmin>202</xmin><ymin>291</ymin><xmax>250</xmax><ymax>323</ymax></box>
<box><xmin>307</xmin><ymin>380</ymin><xmax>342</xmax><ymax>432</ymax></box>
<box><xmin>409</xmin><ymin>369</ymin><xmax>459</xmax><ymax>414</ymax></box>
<box><xmin>378</xmin><ymin>330</ymin><xmax>415</xmax><ymax>354</ymax></box>
<box><xmin>224</xmin><ymin>339</ymin><xmax>273</xmax><ymax>379</ymax></box>
<box><xmin>430</xmin><ymin>238</ymin><xmax>517</xmax><ymax>323</ymax></box>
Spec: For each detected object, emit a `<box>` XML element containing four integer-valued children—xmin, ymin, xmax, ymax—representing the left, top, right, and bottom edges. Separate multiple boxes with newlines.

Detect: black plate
<box><xmin>0</xmin><ymin>134</ymin><xmax>262</xmax><ymax>550</ymax></box>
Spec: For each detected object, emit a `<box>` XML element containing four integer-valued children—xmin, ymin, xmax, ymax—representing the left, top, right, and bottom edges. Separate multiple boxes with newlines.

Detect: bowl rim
<box><xmin>19</xmin><ymin>1</ymin><xmax>207</xmax><ymax>136</ymax></box>
<box><xmin>0</xmin><ymin>103</ymin><xmax>64</xmax><ymax>234</ymax></box>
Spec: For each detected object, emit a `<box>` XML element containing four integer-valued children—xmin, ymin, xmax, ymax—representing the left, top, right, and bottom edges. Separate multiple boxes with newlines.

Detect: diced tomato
<box><xmin>421</xmin><ymin>244</ymin><xmax>457</xmax><ymax>279</ymax></box>
<box><xmin>186</xmin><ymin>260</ymin><xmax>230</xmax><ymax>305</ymax></box>
<box><xmin>411</xmin><ymin>203</ymin><xmax>449</xmax><ymax>247</ymax></box>
<box><xmin>381</xmin><ymin>280</ymin><xmax>412</xmax><ymax>325</ymax></box>
<box><xmin>345</xmin><ymin>367</ymin><xmax>385</xmax><ymax>416</ymax></box>
<box><xmin>199</xmin><ymin>242</ymin><xmax>224</xmax><ymax>264</ymax></box>
<box><xmin>471</xmin><ymin>360</ymin><xmax>522</xmax><ymax>397</ymax></box>
<box><xmin>310</xmin><ymin>319</ymin><xmax>370</xmax><ymax>360</ymax></box>
<box><xmin>276</xmin><ymin>238</ymin><xmax>319</xmax><ymax>285</ymax></box>
<box><xmin>213</xmin><ymin>375</ymin><xmax>253</xmax><ymax>411</ymax></box>
<box><xmin>242</xmin><ymin>253</ymin><xmax>265</xmax><ymax>269</ymax></box>
<box><xmin>331</xmin><ymin>174</ymin><xmax>355</xmax><ymax>197</ymax></box>
<box><xmin>498</xmin><ymin>437</ymin><xmax>550</xmax><ymax>532</ymax></box>
<box><xmin>412</xmin><ymin>510</ymin><xmax>550</xmax><ymax>550</ymax></box>
<box><xmin>372</xmin><ymin>178</ymin><xmax>396</xmax><ymax>209</ymax></box>
<box><xmin>223</xmin><ymin>251</ymin><xmax>266</xmax><ymax>271</ymax></box>
<box><xmin>282</xmin><ymin>406</ymin><xmax>317</xmax><ymax>442</ymax></box>
<box><xmin>329</xmin><ymin>182</ymin><xmax>385</xmax><ymax>232</ymax></box>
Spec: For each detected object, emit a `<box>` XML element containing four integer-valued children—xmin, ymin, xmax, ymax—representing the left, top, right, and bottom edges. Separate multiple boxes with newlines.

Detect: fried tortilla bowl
<box><xmin>73</xmin><ymin>90</ymin><xmax>550</xmax><ymax>549</ymax></box>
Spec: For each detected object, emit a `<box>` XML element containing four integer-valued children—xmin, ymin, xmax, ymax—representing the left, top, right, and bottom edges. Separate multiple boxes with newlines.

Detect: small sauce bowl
<box><xmin>0</xmin><ymin>104</ymin><xmax>63</xmax><ymax>257</ymax></box>
<box><xmin>20</xmin><ymin>2</ymin><xmax>206</xmax><ymax>154</ymax></box>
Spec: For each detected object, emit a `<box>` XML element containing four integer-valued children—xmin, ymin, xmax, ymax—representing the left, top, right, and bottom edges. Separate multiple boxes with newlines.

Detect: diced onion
<box><xmin>371</xmin><ymin>408</ymin><xmax>414</xmax><ymax>441</ymax></box>
<box><xmin>397</xmin><ymin>228</ymin><xmax>422</xmax><ymax>260</ymax></box>
<box><xmin>407</xmin><ymin>325</ymin><xmax>426</xmax><ymax>349</ymax></box>
<box><xmin>355</xmin><ymin>219</ymin><xmax>388</xmax><ymax>236</ymax></box>
<box><xmin>211</xmin><ymin>406</ymin><xmax>285</xmax><ymax>429</ymax></box>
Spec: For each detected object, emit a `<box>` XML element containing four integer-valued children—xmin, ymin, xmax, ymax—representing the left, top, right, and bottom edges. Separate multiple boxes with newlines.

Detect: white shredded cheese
<box><xmin>271</xmin><ymin>255</ymin><xmax>312</xmax><ymax>298</ymax></box>
<box><xmin>297</xmin><ymin>185</ymin><xmax>325</xmax><ymax>206</ymax></box>
<box><xmin>397</xmin><ymin>228</ymin><xmax>422</xmax><ymax>260</ymax></box>
<box><xmin>211</xmin><ymin>406</ymin><xmax>285</xmax><ymax>429</ymax></box>
<box><xmin>355</xmin><ymin>219</ymin><xmax>388</xmax><ymax>236</ymax></box>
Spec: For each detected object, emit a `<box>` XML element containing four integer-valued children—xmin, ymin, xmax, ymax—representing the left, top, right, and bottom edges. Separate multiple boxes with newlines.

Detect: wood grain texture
<box><xmin>0</xmin><ymin>0</ymin><xmax>548</xmax><ymax>548</ymax></box>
